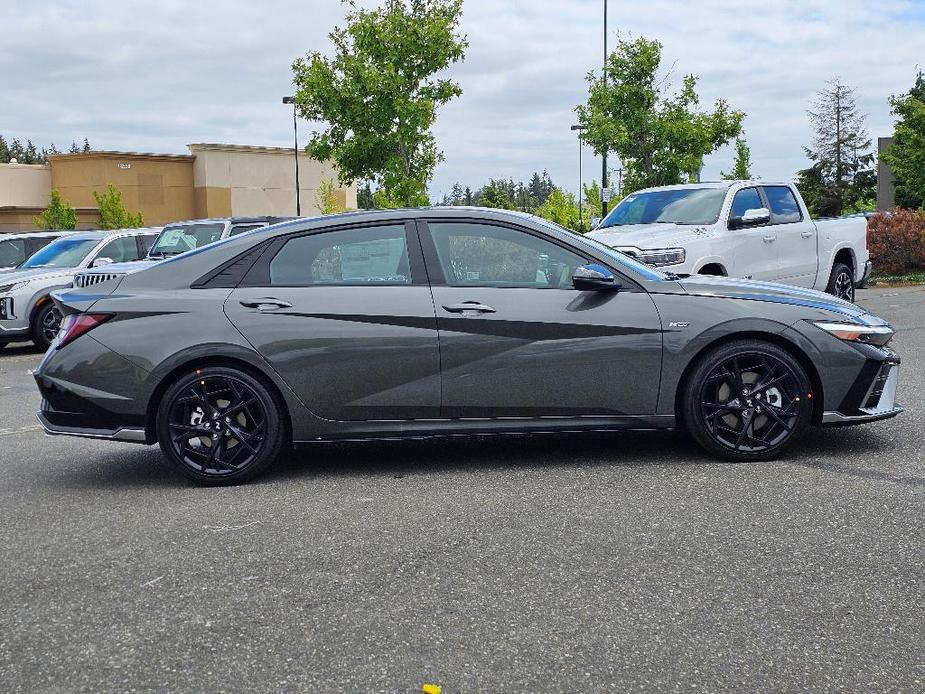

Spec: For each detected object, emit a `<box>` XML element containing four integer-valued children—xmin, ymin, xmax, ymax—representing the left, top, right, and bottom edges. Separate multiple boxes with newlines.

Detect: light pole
<box><xmin>282</xmin><ymin>96</ymin><xmax>301</xmax><ymax>216</ymax></box>
<box><xmin>570</xmin><ymin>124</ymin><xmax>587</xmax><ymax>232</ymax></box>
<box><xmin>601</xmin><ymin>0</ymin><xmax>609</xmax><ymax>219</ymax></box>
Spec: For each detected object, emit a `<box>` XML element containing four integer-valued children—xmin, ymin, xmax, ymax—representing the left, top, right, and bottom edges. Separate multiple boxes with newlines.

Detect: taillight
<box><xmin>56</xmin><ymin>313</ymin><xmax>112</xmax><ymax>349</ymax></box>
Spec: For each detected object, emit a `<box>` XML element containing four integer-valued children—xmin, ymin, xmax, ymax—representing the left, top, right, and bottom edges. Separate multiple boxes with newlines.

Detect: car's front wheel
<box><xmin>682</xmin><ymin>340</ymin><xmax>813</xmax><ymax>461</ymax></box>
<box><xmin>156</xmin><ymin>366</ymin><xmax>286</xmax><ymax>485</ymax></box>
<box><xmin>31</xmin><ymin>301</ymin><xmax>62</xmax><ymax>350</ymax></box>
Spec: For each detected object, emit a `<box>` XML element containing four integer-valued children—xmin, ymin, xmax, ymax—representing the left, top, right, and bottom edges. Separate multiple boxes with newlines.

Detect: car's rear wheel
<box><xmin>157</xmin><ymin>366</ymin><xmax>286</xmax><ymax>485</ymax></box>
<box><xmin>31</xmin><ymin>301</ymin><xmax>62</xmax><ymax>350</ymax></box>
<box><xmin>682</xmin><ymin>340</ymin><xmax>813</xmax><ymax>461</ymax></box>
<box><xmin>826</xmin><ymin>262</ymin><xmax>855</xmax><ymax>302</ymax></box>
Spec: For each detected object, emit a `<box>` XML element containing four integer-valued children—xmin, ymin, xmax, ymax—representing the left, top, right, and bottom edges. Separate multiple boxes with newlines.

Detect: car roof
<box><xmin>0</xmin><ymin>230</ymin><xmax>73</xmax><ymax>240</ymax></box>
<box><xmin>50</xmin><ymin>227</ymin><xmax>162</xmax><ymax>242</ymax></box>
<box><xmin>162</xmin><ymin>216</ymin><xmax>295</xmax><ymax>226</ymax></box>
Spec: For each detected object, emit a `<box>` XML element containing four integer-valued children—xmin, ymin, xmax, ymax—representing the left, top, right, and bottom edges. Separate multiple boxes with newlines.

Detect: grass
<box><xmin>869</xmin><ymin>272</ymin><xmax>925</xmax><ymax>286</ymax></box>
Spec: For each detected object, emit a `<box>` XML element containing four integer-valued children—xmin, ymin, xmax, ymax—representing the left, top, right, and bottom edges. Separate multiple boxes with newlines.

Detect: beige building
<box><xmin>0</xmin><ymin>143</ymin><xmax>355</xmax><ymax>232</ymax></box>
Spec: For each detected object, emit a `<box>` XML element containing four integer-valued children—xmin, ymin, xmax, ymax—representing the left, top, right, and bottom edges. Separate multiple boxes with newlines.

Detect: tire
<box><xmin>682</xmin><ymin>339</ymin><xmax>813</xmax><ymax>462</ymax></box>
<box><xmin>826</xmin><ymin>262</ymin><xmax>855</xmax><ymax>302</ymax></box>
<box><xmin>31</xmin><ymin>301</ymin><xmax>63</xmax><ymax>350</ymax></box>
<box><xmin>156</xmin><ymin>366</ymin><xmax>286</xmax><ymax>485</ymax></box>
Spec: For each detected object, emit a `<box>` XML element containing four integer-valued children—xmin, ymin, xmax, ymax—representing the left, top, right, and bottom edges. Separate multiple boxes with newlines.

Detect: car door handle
<box><xmin>801</xmin><ymin>230</ymin><xmax>813</xmax><ymax>238</ymax></box>
<box><xmin>239</xmin><ymin>298</ymin><xmax>292</xmax><ymax>311</ymax></box>
<box><xmin>763</xmin><ymin>235</ymin><xmax>776</xmax><ymax>243</ymax></box>
<box><xmin>442</xmin><ymin>302</ymin><xmax>496</xmax><ymax>314</ymax></box>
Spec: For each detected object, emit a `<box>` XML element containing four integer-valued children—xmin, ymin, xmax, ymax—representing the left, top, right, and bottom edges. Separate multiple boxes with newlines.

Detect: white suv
<box><xmin>0</xmin><ymin>227</ymin><xmax>160</xmax><ymax>349</ymax></box>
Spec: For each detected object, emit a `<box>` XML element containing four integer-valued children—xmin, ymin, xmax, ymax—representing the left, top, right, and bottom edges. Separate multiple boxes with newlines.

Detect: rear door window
<box><xmin>269</xmin><ymin>225</ymin><xmax>412</xmax><ymax>286</ymax></box>
<box><xmin>762</xmin><ymin>186</ymin><xmax>803</xmax><ymax>224</ymax></box>
<box><xmin>229</xmin><ymin>224</ymin><xmax>265</xmax><ymax>237</ymax></box>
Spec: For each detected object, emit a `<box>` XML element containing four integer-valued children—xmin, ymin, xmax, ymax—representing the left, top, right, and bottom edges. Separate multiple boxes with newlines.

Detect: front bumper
<box><xmin>820</xmin><ymin>349</ymin><xmax>903</xmax><ymax>426</ymax></box>
<box><xmin>0</xmin><ymin>293</ymin><xmax>30</xmax><ymax>337</ymax></box>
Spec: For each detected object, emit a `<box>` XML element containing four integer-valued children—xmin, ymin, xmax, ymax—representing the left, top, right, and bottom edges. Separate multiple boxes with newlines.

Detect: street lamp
<box><xmin>282</xmin><ymin>96</ymin><xmax>301</xmax><ymax>216</ymax></box>
<box><xmin>601</xmin><ymin>0</ymin><xmax>609</xmax><ymax>219</ymax></box>
<box><xmin>570</xmin><ymin>124</ymin><xmax>587</xmax><ymax>232</ymax></box>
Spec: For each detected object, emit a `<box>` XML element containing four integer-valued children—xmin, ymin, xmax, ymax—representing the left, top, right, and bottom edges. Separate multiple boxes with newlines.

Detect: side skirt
<box><xmin>294</xmin><ymin>414</ymin><xmax>675</xmax><ymax>444</ymax></box>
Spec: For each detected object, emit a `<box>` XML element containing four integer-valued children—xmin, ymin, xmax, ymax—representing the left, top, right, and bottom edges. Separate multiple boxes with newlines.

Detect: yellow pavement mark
<box><xmin>422</xmin><ymin>685</ymin><xmax>442</xmax><ymax>694</ymax></box>
<box><xmin>0</xmin><ymin>425</ymin><xmax>44</xmax><ymax>438</ymax></box>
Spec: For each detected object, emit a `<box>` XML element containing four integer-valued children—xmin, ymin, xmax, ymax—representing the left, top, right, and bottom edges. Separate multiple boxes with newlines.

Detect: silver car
<box><xmin>0</xmin><ymin>227</ymin><xmax>160</xmax><ymax>349</ymax></box>
<box><xmin>0</xmin><ymin>231</ymin><xmax>74</xmax><ymax>271</ymax></box>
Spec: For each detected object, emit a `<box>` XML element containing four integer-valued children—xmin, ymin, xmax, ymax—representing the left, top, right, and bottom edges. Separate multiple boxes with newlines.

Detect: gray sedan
<box><xmin>34</xmin><ymin>208</ymin><xmax>901</xmax><ymax>484</ymax></box>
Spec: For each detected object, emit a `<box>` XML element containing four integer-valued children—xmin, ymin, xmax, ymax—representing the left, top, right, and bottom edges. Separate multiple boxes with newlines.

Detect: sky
<box><xmin>1</xmin><ymin>0</ymin><xmax>923</xmax><ymax>202</ymax></box>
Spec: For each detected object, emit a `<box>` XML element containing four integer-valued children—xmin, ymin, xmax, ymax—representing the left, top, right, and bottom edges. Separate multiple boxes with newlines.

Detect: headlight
<box><xmin>0</xmin><ymin>280</ymin><xmax>30</xmax><ymax>293</ymax></box>
<box><xmin>813</xmin><ymin>321</ymin><xmax>894</xmax><ymax>347</ymax></box>
<box><xmin>637</xmin><ymin>248</ymin><xmax>686</xmax><ymax>267</ymax></box>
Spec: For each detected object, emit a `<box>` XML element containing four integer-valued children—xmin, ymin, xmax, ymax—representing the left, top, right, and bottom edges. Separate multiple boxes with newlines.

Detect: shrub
<box><xmin>867</xmin><ymin>208</ymin><xmax>925</xmax><ymax>276</ymax></box>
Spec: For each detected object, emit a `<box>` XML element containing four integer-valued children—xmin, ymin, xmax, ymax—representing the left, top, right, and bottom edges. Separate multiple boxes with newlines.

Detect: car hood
<box><xmin>588</xmin><ymin>222</ymin><xmax>717</xmax><ymax>249</ymax></box>
<box><xmin>80</xmin><ymin>258</ymin><xmax>161</xmax><ymax>275</ymax></box>
<box><xmin>0</xmin><ymin>267</ymin><xmax>76</xmax><ymax>286</ymax></box>
<box><xmin>676</xmin><ymin>274</ymin><xmax>874</xmax><ymax>321</ymax></box>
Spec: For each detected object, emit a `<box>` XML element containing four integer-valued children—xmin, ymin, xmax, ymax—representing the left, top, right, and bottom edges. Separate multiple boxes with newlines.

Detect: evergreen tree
<box><xmin>464</xmin><ymin>186</ymin><xmax>473</xmax><ymax>205</ymax></box>
<box><xmin>800</xmin><ymin>77</ymin><xmax>873</xmax><ymax>216</ymax></box>
<box><xmin>82</xmin><ymin>138</ymin><xmax>91</xmax><ymax>153</ymax></box>
<box><xmin>69</xmin><ymin>141</ymin><xmax>80</xmax><ymax>154</ymax></box>
<box><xmin>357</xmin><ymin>182</ymin><xmax>375</xmax><ymax>209</ymax></box>
<box><xmin>450</xmin><ymin>182</ymin><xmax>464</xmax><ymax>205</ymax></box>
<box><xmin>0</xmin><ymin>135</ymin><xmax>9</xmax><ymax>163</ymax></box>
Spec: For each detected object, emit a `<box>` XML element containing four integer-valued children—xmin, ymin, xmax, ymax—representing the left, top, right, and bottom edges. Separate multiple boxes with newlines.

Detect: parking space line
<box><xmin>0</xmin><ymin>425</ymin><xmax>44</xmax><ymax>438</ymax></box>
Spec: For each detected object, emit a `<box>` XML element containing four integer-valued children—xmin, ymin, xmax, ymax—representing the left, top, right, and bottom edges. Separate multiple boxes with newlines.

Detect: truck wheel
<box><xmin>31</xmin><ymin>302</ymin><xmax>63</xmax><ymax>350</ymax></box>
<box><xmin>826</xmin><ymin>263</ymin><xmax>855</xmax><ymax>302</ymax></box>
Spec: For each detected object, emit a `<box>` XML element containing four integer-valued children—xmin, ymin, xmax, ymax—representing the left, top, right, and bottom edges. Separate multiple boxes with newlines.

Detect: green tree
<box><xmin>882</xmin><ymin>71</ymin><xmax>925</xmax><ymax>209</ymax></box>
<box><xmin>0</xmin><ymin>135</ymin><xmax>9</xmax><ymax>163</ymax></box>
<box><xmin>535</xmin><ymin>188</ymin><xmax>581</xmax><ymax>231</ymax></box>
<box><xmin>292</xmin><ymin>0</ymin><xmax>467</xmax><ymax>208</ymax></box>
<box><xmin>93</xmin><ymin>184</ymin><xmax>143</xmax><ymax>229</ymax></box>
<box><xmin>34</xmin><ymin>190</ymin><xmax>78</xmax><ymax>230</ymax></box>
<box><xmin>315</xmin><ymin>178</ymin><xmax>345</xmax><ymax>214</ymax></box>
<box><xmin>357</xmin><ymin>182</ymin><xmax>375</xmax><ymax>209</ymax></box>
<box><xmin>475</xmin><ymin>179</ymin><xmax>515</xmax><ymax>209</ymax></box>
<box><xmin>800</xmin><ymin>77</ymin><xmax>873</xmax><ymax>216</ymax></box>
<box><xmin>576</xmin><ymin>37</ymin><xmax>743</xmax><ymax>195</ymax></box>
<box><xmin>721</xmin><ymin>137</ymin><xmax>754</xmax><ymax>180</ymax></box>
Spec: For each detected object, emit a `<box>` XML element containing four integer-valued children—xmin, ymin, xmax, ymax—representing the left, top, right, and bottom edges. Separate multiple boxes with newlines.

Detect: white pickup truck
<box><xmin>587</xmin><ymin>181</ymin><xmax>871</xmax><ymax>302</ymax></box>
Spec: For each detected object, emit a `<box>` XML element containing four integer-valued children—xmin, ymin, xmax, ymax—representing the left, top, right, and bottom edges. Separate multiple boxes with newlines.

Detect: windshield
<box><xmin>149</xmin><ymin>223</ymin><xmax>225</xmax><ymax>257</ymax></box>
<box><xmin>21</xmin><ymin>238</ymin><xmax>99</xmax><ymax>269</ymax></box>
<box><xmin>529</xmin><ymin>215</ymin><xmax>670</xmax><ymax>281</ymax></box>
<box><xmin>600</xmin><ymin>187</ymin><xmax>728</xmax><ymax>228</ymax></box>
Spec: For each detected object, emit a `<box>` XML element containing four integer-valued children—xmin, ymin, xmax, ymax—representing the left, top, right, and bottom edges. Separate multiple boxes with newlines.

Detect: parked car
<box><xmin>36</xmin><ymin>208</ymin><xmax>900</xmax><ymax>485</ymax></box>
<box><xmin>0</xmin><ymin>231</ymin><xmax>73</xmax><ymax>271</ymax></box>
<box><xmin>588</xmin><ymin>181</ymin><xmax>871</xmax><ymax>301</ymax></box>
<box><xmin>0</xmin><ymin>227</ymin><xmax>160</xmax><ymax>349</ymax></box>
<box><xmin>73</xmin><ymin>216</ymin><xmax>293</xmax><ymax>288</ymax></box>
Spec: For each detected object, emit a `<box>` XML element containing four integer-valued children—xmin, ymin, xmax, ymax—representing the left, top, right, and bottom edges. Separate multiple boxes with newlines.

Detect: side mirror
<box><xmin>572</xmin><ymin>263</ymin><xmax>621</xmax><ymax>291</ymax></box>
<box><xmin>731</xmin><ymin>207</ymin><xmax>770</xmax><ymax>229</ymax></box>
<box><xmin>91</xmin><ymin>257</ymin><xmax>113</xmax><ymax>267</ymax></box>
<box><xmin>590</xmin><ymin>217</ymin><xmax>602</xmax><ymax>230</ymax></box>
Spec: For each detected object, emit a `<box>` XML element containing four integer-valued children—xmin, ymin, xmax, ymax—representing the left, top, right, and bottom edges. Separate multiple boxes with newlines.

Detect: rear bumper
<box><xmin>858</xmin><ymin>260</ymin><xmax>873</xmax><ymax>288</ymax></box>
<box><xmin>36</xmin><ymin>410</ymin><xmax>148</xmax><ymax>443</ymax></box>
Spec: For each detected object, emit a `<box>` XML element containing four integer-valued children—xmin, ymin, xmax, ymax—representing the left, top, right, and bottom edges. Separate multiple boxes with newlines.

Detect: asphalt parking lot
<box><xmin>1</xmin><ymin>287</ymin><xmax>923</xmax><ymax>693</ymax></box>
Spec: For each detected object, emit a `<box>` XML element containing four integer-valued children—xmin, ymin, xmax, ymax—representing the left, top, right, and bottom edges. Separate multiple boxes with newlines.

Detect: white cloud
<box><xmin>1</xmin><ymin>0</ymin><xmax>921</xmax><ymax>200</ymax></box>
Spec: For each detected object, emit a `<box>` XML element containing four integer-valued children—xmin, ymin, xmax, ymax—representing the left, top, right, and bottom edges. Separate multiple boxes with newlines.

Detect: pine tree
<box><xmin>82</xmin><ymin>138</ymin><xmax>91</xmax><ymax>153</ymax></box>
<box><xmin>801</xmin><ymin>77</ymin><xmax>873</xmax><ymax>216</ymax></box>
<box><xmin>69</xmin><ymin>141</ymin><xmax>80</xmax><ymax>154</ymax></box>
<box><xmin>464</xmin><ymin>186</ymin><xmax>473</xmax><ymax>205</ymax></box>
<box><xmin>0</xmin><ymin>135</ymin><xmax>9</xmax><ymax>163</ymax></box>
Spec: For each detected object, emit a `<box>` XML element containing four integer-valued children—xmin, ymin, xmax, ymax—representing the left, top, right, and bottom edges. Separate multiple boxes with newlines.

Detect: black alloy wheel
<box><xmin>827</xmin><ymin>262</ymin><xmax>855</xmax><ymax>302</ymax></box>
<box><xmin>32</xmin><ymin>302</ymin><xmax>63</xmax><ymax>349</ymax></box>
<box><xmin>683</xmin><ymin>340</ymin><xmax>813</xmax><ymax>461</ymax></box>
<box><xmin>157</xmin><ymin>366</ymin><xmax>285</xmax><ymax>484</ymax></box>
